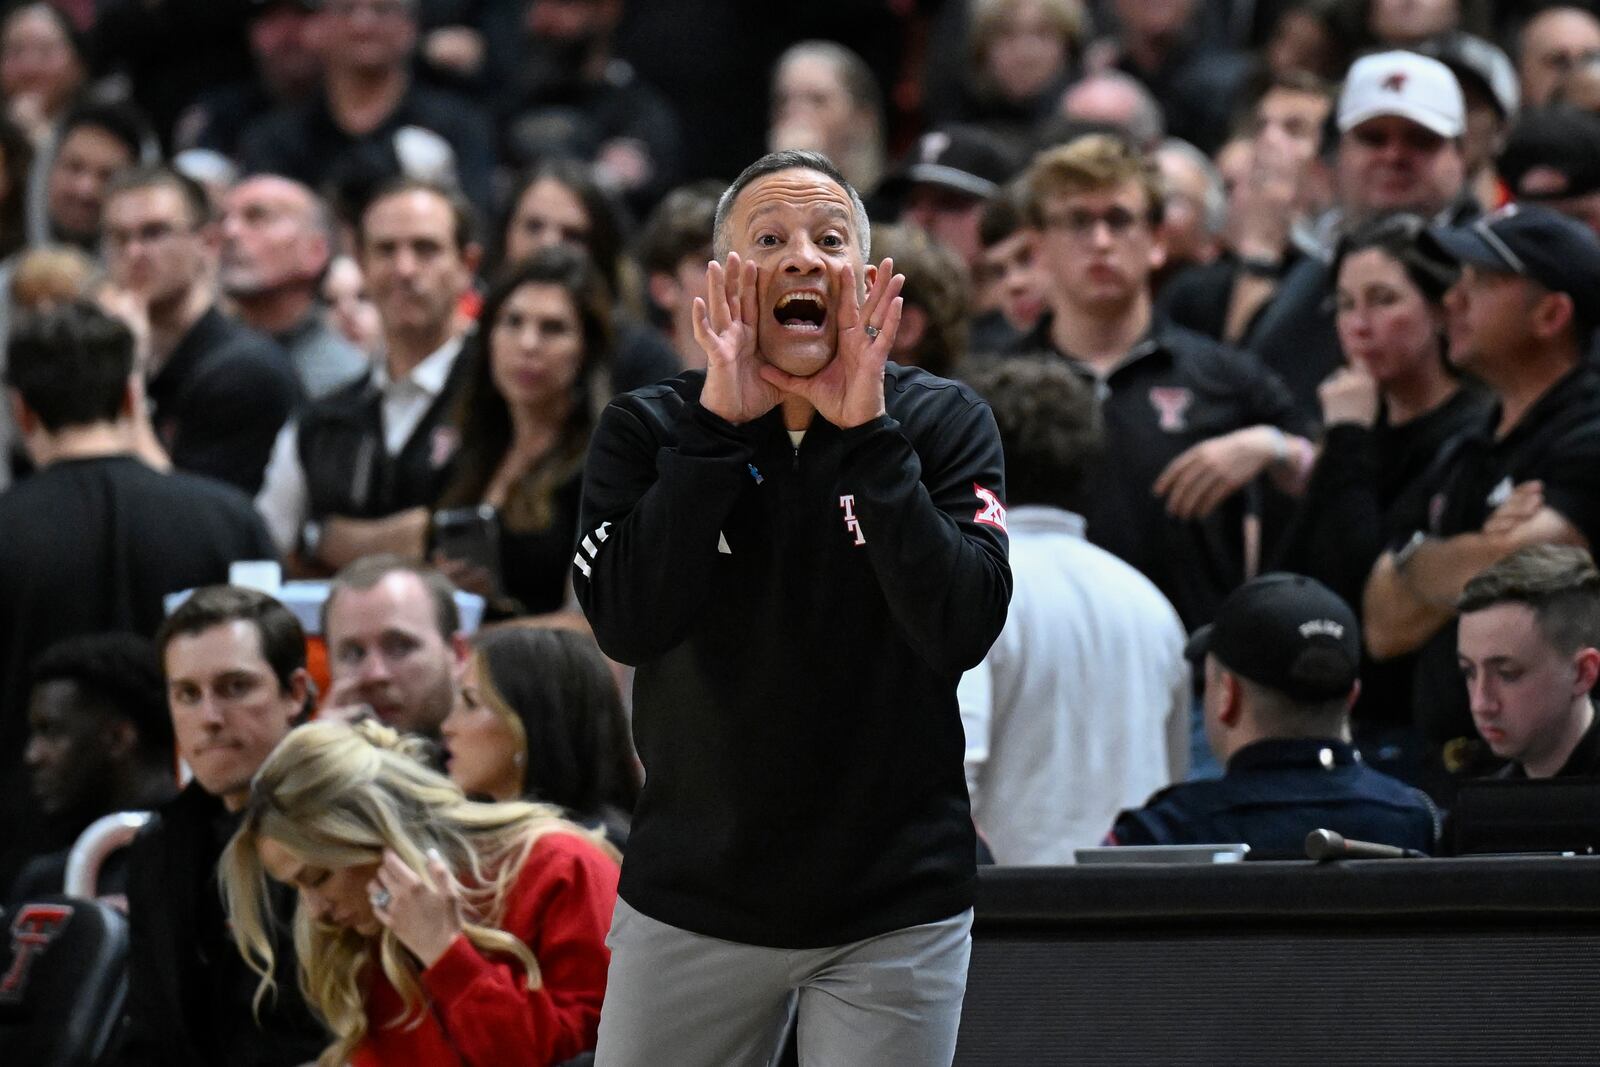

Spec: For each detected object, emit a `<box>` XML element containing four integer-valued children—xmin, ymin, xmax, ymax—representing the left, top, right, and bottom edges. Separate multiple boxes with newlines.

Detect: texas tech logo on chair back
<box><xmin>0</xmin><ymin>903</ymin><xmax>74</xmax><ymax>1004</ymax></box>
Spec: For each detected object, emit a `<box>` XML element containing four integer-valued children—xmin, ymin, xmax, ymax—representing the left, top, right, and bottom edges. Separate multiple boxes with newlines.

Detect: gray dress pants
<box><xmin>594</xmin><ymin>898</ymin><xmax>973</xmax><ymax>1067</ymax></box>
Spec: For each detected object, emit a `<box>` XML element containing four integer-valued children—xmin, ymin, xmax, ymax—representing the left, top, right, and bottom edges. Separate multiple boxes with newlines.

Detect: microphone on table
<box><xmin>1305</xmin><ymin>829</ymin><xmax>1427</xmax><ymax>861</ymax></box>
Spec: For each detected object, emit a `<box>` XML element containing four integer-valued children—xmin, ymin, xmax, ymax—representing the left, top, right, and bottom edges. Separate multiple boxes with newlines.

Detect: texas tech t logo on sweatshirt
<box><xmin>839</xmin><ymin>495</ymin><xmax>867</xmax><ymax>545</ymax></box>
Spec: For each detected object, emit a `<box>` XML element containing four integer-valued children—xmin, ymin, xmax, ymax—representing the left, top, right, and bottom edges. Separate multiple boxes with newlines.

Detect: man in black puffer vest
<box><xmin>254</xmin><ymin>178</ymin><xmax>480</xmax><ymax>573</ymax></box>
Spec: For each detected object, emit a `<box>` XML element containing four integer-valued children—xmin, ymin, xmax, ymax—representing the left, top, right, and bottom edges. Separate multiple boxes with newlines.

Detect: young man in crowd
<box><xmin>882</xmin><ymin>125</ymin><xmax>1018</xmax><ymax>277</ymax></box>
<box><xmin>1008</xmin><ymin>133</ymin><xmax>1312</xmax><ymax>636</ymax></box>
<box><xmin>118</xmin><ymin>586</ymin><xmax>324</xmax><ymax>1067</ymax></box>
<box><xmin>0</xmin><ymin>303</ymin><xmax>275</xmax><ymax>888</ymax></box>
<box><xmin>28</xmin><ymin>101</ymin><xmax>149</xmax><ymax>250</ymax></box>
<box><xmin>1457</xmin><ymin>545</ymin><xmax>1600</xmax><ymax>779</ymax></box>
<box><xmin>636</xmin><ymin>180</ymin><xmax>721</xmax><ymax>372</ymax></box>
<box><xmin>970</xmin><ymin>187</ymin><xmax>1047</xmax><ymax>352</ymax></box>
<box><xmin>102</xmin><ymin>166</ymin><xmax>300</xmax><ymax>494</ymax></box>
<box><xmin>1159</xmin><ymin>70</ymin><xmax>1335</xmax><ymax>347</ymax></box>
<box><xmin>7</xmin><ymin>633</ymin><xmax>176</xmax><ymax>905</ymax></box>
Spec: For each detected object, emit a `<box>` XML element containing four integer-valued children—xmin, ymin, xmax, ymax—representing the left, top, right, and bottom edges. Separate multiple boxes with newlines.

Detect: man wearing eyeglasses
<box><xmin>1008</xmin><ymin>134</ymin><xmax>1313</xmax><ymax>644</ymax></box>
<box><xmin>102</xmin><ymin>166</ymin><xmax>299</xmax><ymax>496</ymax></box>
<box><xmin>1365</xmin><ymin>205</ymin><xmax>1600</xmax><ymax>787</ymax></box>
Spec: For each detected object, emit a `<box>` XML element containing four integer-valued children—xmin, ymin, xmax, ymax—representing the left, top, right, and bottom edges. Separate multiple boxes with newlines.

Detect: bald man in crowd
<box><xmin>220</xmin><ymin>174</ymin><xmax>367</xmax><ymax>399</ymax></box>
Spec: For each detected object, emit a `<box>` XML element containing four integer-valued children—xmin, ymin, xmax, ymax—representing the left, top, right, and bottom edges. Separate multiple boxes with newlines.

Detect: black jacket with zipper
<box><xmin>575</xmin><ymin>363</ymin><xmax>1011</xmax><ymax>948</ymax></box>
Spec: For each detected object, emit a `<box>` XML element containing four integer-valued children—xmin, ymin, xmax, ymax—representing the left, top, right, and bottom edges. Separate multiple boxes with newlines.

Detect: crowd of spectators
<box><xmin>4</xmin><ymin>0</ymin><xmax>1600</xmax><ymax>1063</ymax></box>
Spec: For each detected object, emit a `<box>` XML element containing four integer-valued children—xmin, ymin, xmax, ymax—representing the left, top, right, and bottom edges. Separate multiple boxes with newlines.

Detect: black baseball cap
<box><xmin>1426</xmin><ymin>204</ymin><xmax>1600</xmax><ymax>319</ymax></box>
<box><xmin>1186</xmin><ymin>574</ymin><xmax>1361</xmax><ymax>702</ymax></box>
<box><xmin>877</xmin><ymin>126</ymin><xmax>1020</xmax><ymax>203</ymax></box>
<box><xmin>1497</xmin><ymin>107</ymin><xmax>1600</xmax><ymax>202</ymax></box>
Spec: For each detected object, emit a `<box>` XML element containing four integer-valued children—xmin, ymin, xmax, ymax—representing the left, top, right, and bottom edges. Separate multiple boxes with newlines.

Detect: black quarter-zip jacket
<box><xmin>575</xmin><ymin>363</ymin><xmax>1011</xmax><ymax>948</ymax></box>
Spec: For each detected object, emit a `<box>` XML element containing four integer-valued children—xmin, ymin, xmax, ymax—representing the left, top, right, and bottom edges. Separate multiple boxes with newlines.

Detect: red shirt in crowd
<box><xmin>351</xmin><ymin>831</ymin><xmax>619</xmax><ymax>1067</ymax></box>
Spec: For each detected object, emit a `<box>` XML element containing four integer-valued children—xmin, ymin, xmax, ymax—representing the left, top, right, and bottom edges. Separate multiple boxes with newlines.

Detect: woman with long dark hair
<box><xmin>497</xmin><ymin>160</ymin><xmax>680</xmax><ymax>392</ymax></box>
<box><xmin>434</xmin><ymin>245</ymin><xmax>609</xmax><ymax>617</ymax></box>
<box><xmin>442</xmin><ymin>626</ymin><xmax>641</xmax><ymax>845</ymax></box>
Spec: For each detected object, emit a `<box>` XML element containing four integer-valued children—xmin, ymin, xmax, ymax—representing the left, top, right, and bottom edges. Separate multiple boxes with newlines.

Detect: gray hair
<box><xmin>1156</xmin><ymin>137</ymin><xmax>1227</xmax><ymax>237</ymax></box>
<box><xmin>712</xmin><ymin>149</ymin><xmax>872</xmax><ymax>261</ymax></box>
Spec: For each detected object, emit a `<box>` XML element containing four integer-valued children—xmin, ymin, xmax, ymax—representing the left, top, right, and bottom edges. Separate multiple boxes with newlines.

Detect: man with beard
<box><xmin>219</xmin><ymin>174</ymin><xmax>366</xmax><ymax>399</ymax></box>
<box><xmin>320</xmin><ymin>554</ymin><xmax>467</xmax><ymax>741</ymax></box>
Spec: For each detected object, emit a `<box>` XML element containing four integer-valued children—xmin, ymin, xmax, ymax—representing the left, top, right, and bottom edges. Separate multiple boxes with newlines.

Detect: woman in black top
<box><xmin>433</xmin><ymin>247</ymin><xmax>610</xmax><ymax>618</ymax></box>
<box><xmin>1277</xmin><ymin>214</ymin><xmax>1490</xmax><ymax>778</ymax></box>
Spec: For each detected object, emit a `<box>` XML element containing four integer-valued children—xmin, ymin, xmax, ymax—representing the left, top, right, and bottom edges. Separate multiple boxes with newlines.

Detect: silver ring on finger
<box><xmin>370</xmin><ymin>888</ymin><xmax>392</xmax><ymax>910</ymax></box>
<box><xmin>864</xmin><ymin>325</ymin><xmax>880</xmax><ymax>339</ymax></box>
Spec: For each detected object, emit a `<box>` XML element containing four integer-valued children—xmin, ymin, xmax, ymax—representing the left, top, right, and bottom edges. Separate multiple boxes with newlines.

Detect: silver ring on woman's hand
<box><xmin>864</xmin><ymin>325</ymin><xmax>880</xmax><ymax>339</ymax></box>
<box><xmin>370</xmin><ymin>888</ymin><xmax>391</xmax><ymax>910</ymax></box>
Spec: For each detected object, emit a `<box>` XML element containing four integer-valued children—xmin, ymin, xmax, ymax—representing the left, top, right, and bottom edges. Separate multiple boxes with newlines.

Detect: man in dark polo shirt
<box><xmin>1107</xmin><ymin>573</ymin><xmax>1440</xmax><ymax>858</ymax></box>
<box><xmin>1365</xmin><ymin>206</ymin><xmax>1600</xmax><ymax>785</ymax></box>
<box><xmin>102</xmin><ymin>166</ymin><xmax>299</xmax><ymax>495</ymax></box>
<box><xmin>237</xmin><ymin>0</ymin><xmax>494</xmax><ymax>216</ymax></box>
<box><xmin>1457</xmin><ymin>546</ymin><xmax>1600</xmax><ymax>780</ymax></box>
<box><xmin>1009</xmin><ymin>134</ymin><xmax>1313</xmax><ymax>634</ymax></box>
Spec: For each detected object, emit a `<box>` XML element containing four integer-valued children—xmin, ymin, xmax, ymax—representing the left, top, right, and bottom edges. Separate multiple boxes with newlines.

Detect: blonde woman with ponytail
<box><xmin>221</xmin><ymin>717</ymin><xmax>620</xmax><ymax>1067</ymax></box>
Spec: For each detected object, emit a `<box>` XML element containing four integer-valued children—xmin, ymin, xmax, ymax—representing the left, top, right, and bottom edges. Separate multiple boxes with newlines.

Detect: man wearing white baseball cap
<box><xmin>1335</xmin><ymin>50</ymin><xmax>1468</xmax><ymax>211</ymax></box>
<box><xmin>1242</xmin><ymin>50</ymin><xmax>1474</xmax><ymax>420</ymax></box>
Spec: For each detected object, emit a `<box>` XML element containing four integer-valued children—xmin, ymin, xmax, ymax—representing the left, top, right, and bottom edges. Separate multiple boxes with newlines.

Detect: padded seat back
<box><xmin>0</xmin><ymin>895</ymin><xmax>129</xmax><ymax>1067</ymax></box>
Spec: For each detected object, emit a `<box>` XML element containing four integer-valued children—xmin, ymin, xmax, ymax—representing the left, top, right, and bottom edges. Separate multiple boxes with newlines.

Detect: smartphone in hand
<box><xmin>431</xmin><ymin>505</ymin><xmax>504</xmax><ymax>596</ymax></box>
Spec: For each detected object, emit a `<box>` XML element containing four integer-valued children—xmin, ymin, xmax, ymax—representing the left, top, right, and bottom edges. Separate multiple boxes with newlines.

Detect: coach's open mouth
<box><xmin>774</xmin><ymin>290</ymin><xmax>827</xmax><ymax>332</ymax></box>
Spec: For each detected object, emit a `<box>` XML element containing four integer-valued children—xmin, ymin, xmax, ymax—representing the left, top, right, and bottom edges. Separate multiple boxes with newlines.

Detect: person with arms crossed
<box><xmin>575</xmin><ymin>149</ymin><xmax>1012</xmax><ymax>1067</ymax></box>
<box><xmin>1363</xmin><ymin>205</ymin><xmax>1600</xmax><ymax>786</ymax></box>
